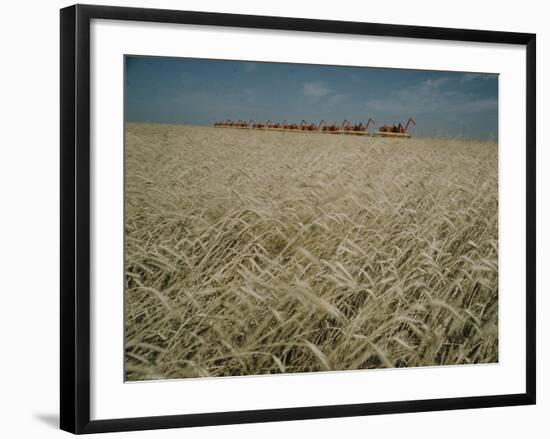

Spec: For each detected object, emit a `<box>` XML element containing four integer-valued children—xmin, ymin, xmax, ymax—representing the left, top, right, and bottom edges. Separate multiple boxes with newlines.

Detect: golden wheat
<box><xmin>124</xmin><ymin>123</ymin><xmax>498</xmax><ymax>381</ymax></box>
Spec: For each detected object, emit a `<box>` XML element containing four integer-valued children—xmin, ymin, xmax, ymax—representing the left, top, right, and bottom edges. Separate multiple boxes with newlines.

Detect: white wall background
<box><xmin>0</xmin><ymin>0</ymin><xmax>546</xmax><ymax>437</ymax></box>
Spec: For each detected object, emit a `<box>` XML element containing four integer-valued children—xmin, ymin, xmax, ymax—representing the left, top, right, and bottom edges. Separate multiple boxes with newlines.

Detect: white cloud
<box><xmin>303</xmin><ymin>81</ymin><xmax>331</xmax><ymax>100</ymax></box>
<box><xmin>327</xmin><ymin>93</ymin><xmax>348</xmax><ymax>106</ymax></box>
<box><xmin>460</xmin><ymin>73</ymin><xmax>496</xmax><ymax>82</ymax></box>
<box><xmin>365</xmin><ymin>76</ymin><xmax>496</xmax><ymax>117</ymax></box>
<box><xmin>422</xmin><ymin>76</ymin><xmax>451</xmax><ymax>88</ymax></box>
<box><xmin>452</xmin><ymin>98</ymin><xmax>497</xmax><ymax>113</ymax></box>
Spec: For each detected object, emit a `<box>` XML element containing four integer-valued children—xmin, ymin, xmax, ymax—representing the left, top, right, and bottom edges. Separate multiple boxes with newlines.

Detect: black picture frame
<box><xmin>60</xmin><ymin>4</ymin><xmax>536</xmax><ymax>434</ymax></box>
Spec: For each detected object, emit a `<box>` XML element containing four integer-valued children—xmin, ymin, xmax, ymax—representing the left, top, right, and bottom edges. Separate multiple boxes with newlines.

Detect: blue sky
<box><xmin>125</xmin><ymin>56</ymin><xmax>498</xmax><ymax>140</ymax></box>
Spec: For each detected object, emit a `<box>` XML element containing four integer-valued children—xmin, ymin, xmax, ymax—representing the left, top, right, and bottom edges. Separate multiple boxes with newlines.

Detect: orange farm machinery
<box><xmin>373</xmin><ymin>118</ymin><xmax>416</xmax><ymax>138</ymax></box>
<box><xmin>213</xmin><ymin>117</ymin><xmax>416</xmax><ymax>138</ymax></box>
<box><xmin>214</xmin><ymin>119</ymin><xmax>249</xmax><ymax>128</ymax></box>
<box><xmin>340</xmin><ymin>118</ymin><xmax>375</xmax><ymax>135</ymax></box>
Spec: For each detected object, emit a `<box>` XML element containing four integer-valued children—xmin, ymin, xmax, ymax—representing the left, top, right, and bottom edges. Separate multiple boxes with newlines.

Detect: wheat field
<box><xmin>124</xmin><ymin>123</ymin><xmax>498</xmax><ymax>381</ymax></box>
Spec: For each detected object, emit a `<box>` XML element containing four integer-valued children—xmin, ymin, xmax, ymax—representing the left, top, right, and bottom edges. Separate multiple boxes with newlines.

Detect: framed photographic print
<box><xmin>60</xmin><ymin>4</ymin><xmax>536</xmax><ymax>434</ymax></box>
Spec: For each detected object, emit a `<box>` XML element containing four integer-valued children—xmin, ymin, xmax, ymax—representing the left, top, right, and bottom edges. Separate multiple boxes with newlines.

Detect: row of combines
<box><xmin>213</xmin><ymin>117</ymin><xmax>416</xmax><ymax>138</ymax></box>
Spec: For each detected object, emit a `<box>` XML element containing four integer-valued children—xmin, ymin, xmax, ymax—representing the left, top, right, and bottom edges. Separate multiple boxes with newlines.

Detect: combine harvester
<box><xmin>213</xmin><ymin>117</ymin><xmax>415</xmax><ymax>138</ymax></box>
<box><xmin>281</xmin><ymin>120</ymin><xmax>301</xmax><ymax>132</ymax></box>
<box><xmin>213</xmin><ymin>120</ymin><xmax>249</xmax><ymax>129</ymax></box>
<box><xmin>340</xmin><ymin>118</ymin><xmax>376</xmax><ymax>135</ymax></box>
<box><xmin>319</xmin><ymin>120</ymin><xmax>343</xmax><ymax>134</ymax></box>
<box><xmin>373</xmin><ymin>118</ymin><xmax>416</xmax><ymax>138</ymax></box>
<box><xmin>300</xmin><ymin>120</ymin><xmax>319</xmax><ymax>132</ymax></box>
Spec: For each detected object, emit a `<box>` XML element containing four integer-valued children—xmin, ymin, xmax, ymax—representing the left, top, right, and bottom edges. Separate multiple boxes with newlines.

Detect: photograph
<box><xmin>123</xmin><ymin>55</ymin><xmax>499</xmax><ymax>381</ymax></box>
